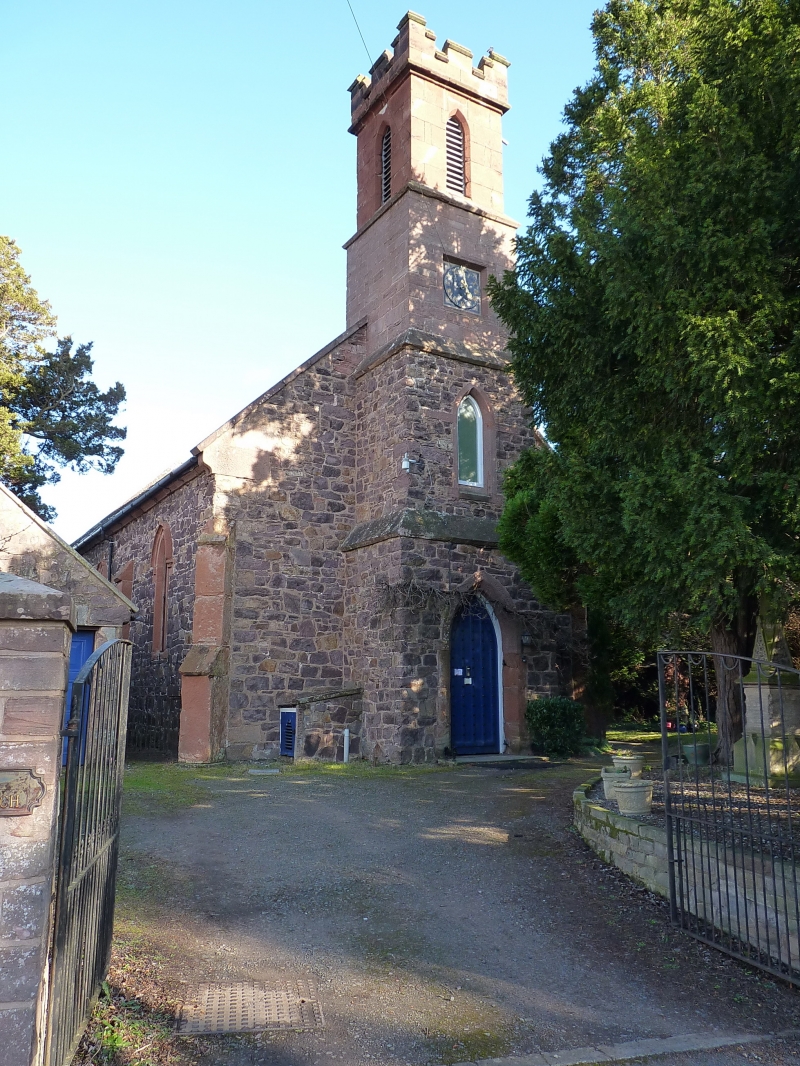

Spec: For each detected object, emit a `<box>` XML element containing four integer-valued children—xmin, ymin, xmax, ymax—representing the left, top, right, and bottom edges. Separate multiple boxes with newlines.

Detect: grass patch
<box><xmin>278</xmin><ymin>758</ymin><xmax>459</xmax><ymax>778</ymax></box>
<box><xmin>122</xmin><ymin>761</ymin><xmax>250</xmax><ymax>815</ymax></box>
<box><xmin>607</xmin><ymin>723</ymin><xmax>718</xmax><ymax>747</ymax></box>
<box><xmin>121</xmin><ymin>758</ymin><xmax>463</xmax><ymax>819</ymax></box>
<box><xmin>607</xmin><ymin>724</ymin><xmax>662</xmax><ymax>745</ymax></box>
<box><xmin>73</xmin><ymin>936</ymin><xmax>190</xmax><ymax>1066</ymax></box>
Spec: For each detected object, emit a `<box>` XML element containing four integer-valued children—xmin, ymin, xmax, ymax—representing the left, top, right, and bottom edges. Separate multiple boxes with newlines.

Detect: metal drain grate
<box><xmin>176</xmin><ymin>980</ymin><xmax>324</xmax><ymax>1035</ymax></box>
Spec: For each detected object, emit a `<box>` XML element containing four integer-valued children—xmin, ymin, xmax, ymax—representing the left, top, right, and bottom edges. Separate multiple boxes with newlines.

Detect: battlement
<box><xmin>348</xmin><ymin>11</ymin><xmax>510</xmax><ymax>132</ymax></box>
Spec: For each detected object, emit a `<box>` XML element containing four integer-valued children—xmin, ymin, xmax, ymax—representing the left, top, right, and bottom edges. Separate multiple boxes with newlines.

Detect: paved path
<box><xmin>113</xmin><ymin>761</ymin><xmax>800</xmax><ymax>1066</ymax></box>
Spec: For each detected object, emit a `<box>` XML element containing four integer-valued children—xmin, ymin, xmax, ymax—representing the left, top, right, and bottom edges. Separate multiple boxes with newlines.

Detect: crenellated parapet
<box><xmin>348</xmin><ymin>10</ymin><xmax>509</xmax><ymax>134</ymax></box>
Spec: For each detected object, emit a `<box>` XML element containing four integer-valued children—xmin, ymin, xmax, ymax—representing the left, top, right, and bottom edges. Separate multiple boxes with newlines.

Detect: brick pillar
<box><xmin>178</xmin><ymin>529</ymin><xmax>230</xmax><ymax>762</ymax></box>
<box><xmin>0</xmin><ymin>573</ymin><xmax>74</xmax><ymax>1066</ymax></box>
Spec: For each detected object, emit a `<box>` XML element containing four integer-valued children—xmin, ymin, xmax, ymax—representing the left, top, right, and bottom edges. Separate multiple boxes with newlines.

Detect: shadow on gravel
<box><xmin>75</xmin><ymin>760</ymin><xmax>800</xmax><ymax>1066</ymax></box>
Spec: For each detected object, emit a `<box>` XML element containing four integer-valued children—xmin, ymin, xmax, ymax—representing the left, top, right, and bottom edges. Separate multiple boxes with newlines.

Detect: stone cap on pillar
<box><xmin>179</xmin><ymin>645</ymin><xmax>229</xmax><ymax>677</ymax></box>
<box><xmin>0</xmin><ymin>572</ymin><xmax>75</xmax><ymax>629</ymax></box>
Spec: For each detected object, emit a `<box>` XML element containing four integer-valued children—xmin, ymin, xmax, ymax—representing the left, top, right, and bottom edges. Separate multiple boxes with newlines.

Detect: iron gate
<box><xmin>658</xmin><ymin>650</ymin><xmax>800</xmax><ymax>984</ymax></box>
<box><xmin>46</xmin><ymin>638</ymin><xmax>132</xmax><ymax>1066</ymax></box>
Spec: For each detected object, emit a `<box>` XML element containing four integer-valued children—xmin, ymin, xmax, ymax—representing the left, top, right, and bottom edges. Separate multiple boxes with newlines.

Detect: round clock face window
<box><xmin>443</xmin><ymin>263</ymin><xmax>481</xmax><ymax>315</ymax></box>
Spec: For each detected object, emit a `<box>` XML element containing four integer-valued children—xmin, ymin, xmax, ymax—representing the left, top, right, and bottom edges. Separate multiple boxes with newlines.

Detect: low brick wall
<box><xmin>573</xmin><ymin>778</ymin><xmax>670</xmax><ymax>897</ymax></box>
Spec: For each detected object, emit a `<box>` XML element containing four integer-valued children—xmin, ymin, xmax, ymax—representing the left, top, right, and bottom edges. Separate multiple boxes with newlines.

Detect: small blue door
<box><xmin>450</xmin><ymin>601</ymin><xmax>500</xmax><ymax>755</ymax></box>
<box><xmin>63</xmin><ymin>631</ymin><xmax>95</xmax><ymax>764</ymax></box>
<box><xmin>280</xmin><ymin>709</ymin><xmax>297</xmax><ymax>757</ymax></box>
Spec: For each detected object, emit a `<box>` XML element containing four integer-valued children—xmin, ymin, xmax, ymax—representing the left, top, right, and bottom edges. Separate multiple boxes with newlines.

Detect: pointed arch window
<box><xmin>446</xmin><ymin>116</ymin><xmax>466</xmax><ymax>195</ymax></box>
<box><xmin>381</xmin><ymin>127</ymin><xmax>392</xmax><ymax>204</ymax></box>
<box><xmin>457</xmin><ymin>395</ymin><xmax>483</xmax><ymax>487</ymax></box>
<box><xmin>151</xmin><ymin>524</ymin><xmax>173</xmax><ymax>655</ymax></box>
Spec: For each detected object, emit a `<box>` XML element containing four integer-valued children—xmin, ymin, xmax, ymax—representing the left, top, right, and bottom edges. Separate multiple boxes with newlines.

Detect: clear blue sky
<box><xmin>1</xmin><ymin>1</ymin><xmax>599</xmax><ymax>541</ymax></box>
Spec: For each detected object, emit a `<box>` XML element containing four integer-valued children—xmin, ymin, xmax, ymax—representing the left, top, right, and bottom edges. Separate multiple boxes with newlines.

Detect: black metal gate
<box><xmin>658</xmin><ymin>650</ymin><xmax>800</xmax><ymax>984</ymax></box>
<box><xmin>46</xmin><ymin>638</ymin><xmax>132</xmax><ymax>1066</ymax></box>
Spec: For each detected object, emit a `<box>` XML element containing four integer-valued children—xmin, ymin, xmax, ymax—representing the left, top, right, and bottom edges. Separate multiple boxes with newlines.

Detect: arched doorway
<box><xmin>450</xmin><ymin>598</ymin><xmax>502</xmax><ymax>755</ymax></box>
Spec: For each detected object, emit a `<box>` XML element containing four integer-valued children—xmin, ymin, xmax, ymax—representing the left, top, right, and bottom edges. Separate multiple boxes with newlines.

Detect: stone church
<box><xmin>75</xmin><ymin>11</ymin><xmax>582</xmax><ymax>764</ymax></box>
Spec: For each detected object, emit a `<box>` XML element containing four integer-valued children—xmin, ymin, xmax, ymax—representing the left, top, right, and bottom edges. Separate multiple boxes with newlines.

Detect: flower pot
<box><xmin>614</xmin><ymin>779</ymin><xmax>653</xmax><ymax>817</ymax></box>
<box><xmin>601</xmin><ymin>766</ymin><xmax>631</xmax><ymax>800</ymax></box>
<box><xmin>612</xmin><ymin>754</ymin><xmax>645</xmax><ymax>778</ymax></box>
<box><xmin>682</xmin><ymin>741</ymin><xmax>710</xmax><ymax>766</ymax></box>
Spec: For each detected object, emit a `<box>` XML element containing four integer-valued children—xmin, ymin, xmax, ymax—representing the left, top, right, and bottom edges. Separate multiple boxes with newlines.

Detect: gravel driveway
<box><xmin>94</xmin><ymin>760</ymin><xmax>800</xmax><ymax>1066</ymax></box>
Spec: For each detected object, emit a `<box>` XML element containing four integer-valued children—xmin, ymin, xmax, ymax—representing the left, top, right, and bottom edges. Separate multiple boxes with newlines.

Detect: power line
<box><xmin>343</xmin><ymin>2</ymin><xmax>449</xmax><ymax>258</ymax></box>
<box><xmin>346</xmin><ymin>0</ymin><xmax>374</xmax><ymax>69</ymax></box>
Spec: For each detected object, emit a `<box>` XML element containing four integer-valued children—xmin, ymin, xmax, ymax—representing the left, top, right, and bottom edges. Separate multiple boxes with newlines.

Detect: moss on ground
<box><xmin>122</xmin><ymin>761</ymin><xmax>251</xmax><ymax>816</ymax></box>
<box><xmin>121</xmin><ymin>758</ymin><xmax>461</xmax><ymax>818</ymax></box>
<box><xmin>426</xmin><ymin>1016</ymin><xmax>512</xmax><ymax>1065</ymax></box>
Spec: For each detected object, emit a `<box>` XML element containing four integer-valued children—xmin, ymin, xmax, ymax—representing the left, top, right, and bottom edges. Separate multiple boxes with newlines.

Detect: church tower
<box><xmin>345</xmin><ymin>11</ymin><xmax>517</xmax><ymax>358</ymax></box>
<box><xmin>339</xmin><ymin>14</ymin><xmax>574</xmax><ymax>765</ymax></box>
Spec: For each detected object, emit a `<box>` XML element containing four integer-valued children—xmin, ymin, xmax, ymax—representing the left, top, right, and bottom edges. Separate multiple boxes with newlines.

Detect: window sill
<box><xmin>458</xmin><ymin>485</ymin><xmax>491</xmax><ymax>501</ymax></box>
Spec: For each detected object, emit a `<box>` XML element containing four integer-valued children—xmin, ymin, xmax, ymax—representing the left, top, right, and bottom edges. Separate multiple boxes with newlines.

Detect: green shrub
<box><xmin>526</xmin><ymin>696</ymin><xmax>586</xmax><ymax>756</ymax></box>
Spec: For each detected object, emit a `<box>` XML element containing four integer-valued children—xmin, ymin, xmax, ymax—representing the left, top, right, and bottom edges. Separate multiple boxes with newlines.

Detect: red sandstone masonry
<box><xmin>0</xmin><ymin>593</ymin><xmax>71</xmax><ymax>1066</ymax></box>
<box><xmin>350</xmin><ymin>12</ymin><xmax>509</xmax><ymax>226</ymax></box>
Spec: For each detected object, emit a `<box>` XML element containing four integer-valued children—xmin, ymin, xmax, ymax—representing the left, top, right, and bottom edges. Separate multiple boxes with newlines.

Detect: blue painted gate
<box><xmin>62</xmin><ymin>631</ymin><xmax>95</xmax><ymax>765</ymax></box>
<box><xmin>450</xmin><ymin>601</ymin><xmax>500</xmax><ymax>755</ymax></box>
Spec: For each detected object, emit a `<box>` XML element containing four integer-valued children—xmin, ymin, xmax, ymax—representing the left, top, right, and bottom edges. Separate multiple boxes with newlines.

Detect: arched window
<box><xmin>151</xmin><ymin>524</ymin><xmax>173</xmax><ymax>655</ymax></box>
<box><xmin>446</xmin><ymin>116</ymin><xmax>466</xmax><ymax>195</ymax></box>
<box><xmin>457</xmin><ymin>395</ymin><xmax>483</xmax><ymax>487</ymax></box>
<box><xmin>381</xmin><ymin>127</ymin><xmax>392</xmax><ymax>204</ymax></box>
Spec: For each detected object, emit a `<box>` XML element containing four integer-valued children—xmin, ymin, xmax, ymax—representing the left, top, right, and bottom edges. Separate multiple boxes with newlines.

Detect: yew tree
<box><xmin>491</xmin><ymin>0</ymin><xmax>800</xmax><ymax>760</ymax></box>
<box><xmin>0</xmin><ymin>236</ymin><xmax>125</xmax><ymax>520</ymax></box>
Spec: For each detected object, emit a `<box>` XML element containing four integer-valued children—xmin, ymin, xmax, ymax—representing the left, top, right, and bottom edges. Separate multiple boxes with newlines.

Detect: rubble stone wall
<box><xmin>220</xmin><ymin>331</ymin><xmax>364</xmax><ymax>759</ymax></box>
<box><xmin>354</xmin><ymin>343</ymin><xmax>537</xmax><ymax>523</ymax></box>
<box><xmin>344</xmin><ymin>533</ymin><xmax>574</xmax><ymax>764</ymax></box>
<box><xmin>81</xmin><ymin>470</ymin><xmax>214</xmax><ymax>753</ymax></box>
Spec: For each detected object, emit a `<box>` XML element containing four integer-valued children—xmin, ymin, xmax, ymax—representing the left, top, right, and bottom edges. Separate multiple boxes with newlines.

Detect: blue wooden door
<box><xmin>450</xmin><ymin>602</ymin><xmax>500</xmax><ymax>755</ymax></box>
<box><xmin>63</xmin><ymin>631</ymin><xmax>95</xmax><ymax>764</ymax></box>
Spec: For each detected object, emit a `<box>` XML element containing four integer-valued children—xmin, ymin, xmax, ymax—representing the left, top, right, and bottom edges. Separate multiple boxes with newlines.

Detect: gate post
<box><xmin>0</xmin><ymin>574</ymin><xmax>73</xmax><ymax>1066</ymax></box>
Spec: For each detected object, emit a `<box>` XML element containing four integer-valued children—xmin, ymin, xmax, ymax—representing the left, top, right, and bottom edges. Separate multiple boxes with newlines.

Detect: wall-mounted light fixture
<box><xmin>401</xmin><ymin>453</ymin><xmax>422</xmax><ymax>473</ymax></box>
<box><xmin>521</xmin><ymin>631</ymin><xmax>533</xmax><ymax>663</ymax></box>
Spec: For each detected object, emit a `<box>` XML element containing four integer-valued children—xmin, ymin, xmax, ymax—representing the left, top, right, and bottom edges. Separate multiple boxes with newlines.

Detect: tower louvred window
<box><xmin>381</xmin><ymin>128</ymin><xmax>392</xmax><ymax>204</ymax></box>
<box><xmin>446</xmin><ymin>117</ymin><xmax>466</xmax><ymax>194</ymax></box>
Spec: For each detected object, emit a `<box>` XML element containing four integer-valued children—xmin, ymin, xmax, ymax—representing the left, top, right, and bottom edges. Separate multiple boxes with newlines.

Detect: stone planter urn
<box><xmin>612</xmin><ymin>754</ymin><xmax>645</xmax><ymax>778</ymax></box>
<box><xmin>601</xmin><ymin>766</ymin><xmax>630</xmax><ymax>800</ymax></box>
<box><xmin>614</xmin><ymin>779</ymin><xmax>653</xmax><ymax>816</ymax></box>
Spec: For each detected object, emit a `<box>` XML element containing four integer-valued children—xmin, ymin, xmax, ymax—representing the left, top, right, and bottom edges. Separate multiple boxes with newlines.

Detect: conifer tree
<box><xmin>491</xmin><ymin>0</ymin><xmax>800</xmax><ymax>761</ymax></box>
<box><xmin>0</xmin><ymin>236</ymin><xmax>125</xmax><ymax>520</ymax></box>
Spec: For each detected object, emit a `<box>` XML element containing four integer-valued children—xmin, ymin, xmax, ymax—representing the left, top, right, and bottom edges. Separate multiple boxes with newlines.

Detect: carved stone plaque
<box><xmin>0</xmin><ymin>769</ymin><xmax>45</xmax><ymax>816</ymax></box>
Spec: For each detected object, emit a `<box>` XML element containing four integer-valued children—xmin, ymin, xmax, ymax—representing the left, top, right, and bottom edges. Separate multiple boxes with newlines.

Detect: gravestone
<box><xmin>731</xmin><ymin>618</ymin><xmax>800</xmax><ymax>787</ymax></box>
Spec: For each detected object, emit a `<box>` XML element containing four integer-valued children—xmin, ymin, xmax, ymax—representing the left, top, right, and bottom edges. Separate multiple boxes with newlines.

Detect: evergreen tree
<box><xmin>490</xmin><ymin>0</ymin><xmax>800</xmax><ymax>761</ymax></box>
<box><xmin>0</xmin><ymin>236</ymin><xmax>125</xmax><ymax>520</ymax></box>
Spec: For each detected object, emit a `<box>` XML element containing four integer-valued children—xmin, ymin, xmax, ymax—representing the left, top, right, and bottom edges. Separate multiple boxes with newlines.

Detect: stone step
<box><xmin>453</xmin><ymin>754</ymin><xmax>552</xmax><ymax>768</ymax></box>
